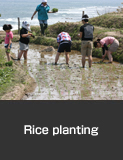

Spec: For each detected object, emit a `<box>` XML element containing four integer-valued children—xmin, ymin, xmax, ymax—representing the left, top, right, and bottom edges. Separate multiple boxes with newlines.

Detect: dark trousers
<box><xmin>40</xmin><ymin>23</ymin><xmax>48</xmax><ymax>35</ymax></box>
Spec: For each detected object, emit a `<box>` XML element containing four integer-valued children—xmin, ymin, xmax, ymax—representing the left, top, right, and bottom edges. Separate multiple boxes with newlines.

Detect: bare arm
<box><xmin>21</xmin><ymin>33</ymin><xmax>32</xmax><ymax>38</ymax></box>
<box><xmin>57</xmin><ymin>43</ymin><xmax>60</xmax><ymax>47</ymax></box>
<box><xmin>31</xmin><ymin>11</ymin><xmax>37</xmax><ymax>20</ymax></box>
<box><xmin>8</xmin><ymin>38</ymin><xmax>12</xmax><ymax>49</ymax></box>
<box><xmin>48</xmin><ymin>11</ymin><xmax>53</xmax><ymax>13</ymax></box>
<box><xmin>102</xmin><ymin>50</ymin><xmax>108</xmax><ymax>61</ymax></box>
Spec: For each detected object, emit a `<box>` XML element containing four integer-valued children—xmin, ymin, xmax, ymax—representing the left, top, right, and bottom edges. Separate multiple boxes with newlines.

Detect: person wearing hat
<box><xmin>18</xmin><ymin>21</ymin><xmax>32</xmax><ymax>60</ymax></box>
<box><xmin>78</xmin><ymin>14</ymin><xmax>94</xmax><ymax>68</ymax></box>
<box><xmin>31</xmin><ymin>0</ymin><xmax>56</xmax><ymax>36</ymax></box>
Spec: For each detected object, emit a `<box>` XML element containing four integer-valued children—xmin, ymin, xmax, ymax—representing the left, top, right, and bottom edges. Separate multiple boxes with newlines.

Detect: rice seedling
<box><xmin>34</xmin><ymin>73</ymin><xmax>41</xmax><ymax>93</ymax></box>
<box><xmin>52</xmin><ymin>8</ymin><xmax>58</xmax><ymax>13</ymax></box>
<box><xmin>30</xmin><ymin>63</ymin><xmax>33</xmax><ymax>72</ymax></box>
<box><xmin>109</xmin><ymin>94</ymin><xmax>112</xmax><ymax>100</ymax></box>
<box><xmin>38</xmin><ymin>86</ymin><xmax>41</xmax><ymax>93</ymax></box>
<box><xmin>55</xmin><ymin>85</ymin><xmax>62</xmax><ymax>99</ymax></box>
<box><xmin>52</xmin><ymin>78</ymin><xmax>55</xmax><ymax>84</ymax></box>
<box><xmin>68</xmin><ymin>90</ymin><xmax>70</xmax><ymax>97</ymax></box>
<box><xmin>36</xmin><ymin>64</ymin><xmax>41</xmax><ymax>72</ymax></box>
<box><xmin>48</xmin><ymin>89</ymin><xmax>51</xmax><ymax>99</ymax></box>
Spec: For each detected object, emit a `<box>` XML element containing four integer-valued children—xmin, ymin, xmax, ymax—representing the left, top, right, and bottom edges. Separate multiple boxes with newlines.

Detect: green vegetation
<box><xmin>0</xmin><ymin>39</ymin><xmax>4</xmax><ymax>44</ymax></box>
<box><xmin>0</xmin><ymin>46</ymin><xmax>33</xmax><ymax>99</ymax></box>
<box><xmin>6</xmin><ymin>49</ymin><xmax>10</xmax><ymax>53</ymax></box>
<box><xmin>5</xmin><ymin>61</ymin><xmax>13</xmax><ymax>66</ymax></box>
<box><xmin>32</xmin><ymin>31</ymin><xmax>36</xmax><ymax>36</ymax></box>
<box><xmin>89</xmin><ymin>12</ymin><xmax>123</xmax><ymax>29</ymax></box>
<box><xmin>0</xmin><ymin>47</ymin><xmax>15</xmax><ymax>97</ymax></box>
<box><xmin>52</xmin><ymin>8</ymin><xmax>58</xmax><ymax>13</ymax></box>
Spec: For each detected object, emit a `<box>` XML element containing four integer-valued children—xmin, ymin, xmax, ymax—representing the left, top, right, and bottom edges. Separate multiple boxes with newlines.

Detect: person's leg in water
<box><xmin>87</xmin><ymin>41</ymin><xmax>93</xmax><ymax>68</ymax></box>
<box><xmin>5</xmin><ymin>44</ymin><xmax>12</xmax><ymax>61</ymax></box>
<box><xmin>82</xmin><ymin>55</ymin><xmax>86</xmax><ymax>68</ymax></box>
<box><xmin>81</xmin><ymin>41</ymin><xmax>87</xmax><ymax>68</ymax></box>
<box><xmin>65</xmin><ymin>52</ymin><xmax>69</xmax><ymax>64</ymax></box>
<box><xmin>6</xmin><ymin>50</ymin><xmax>11</xmax><ymax>61</ymax></box>
<box><xmin>23</xmin><ymin>50</ymin><xmax>28</xmax><ymax>60</ymax></box>
<box><xmin>107</xmin><ymin>51</ymin><xmax>113</xmax><ymax>63</ymax></box>
<box><xmin>55</xmin><ymin>52</ymin><xmax>61</xmax><ymax>64</ymax></box>
<box><xmin>23</xmin><ymin>51</ymin><xmax>28</xmax><ymax>67</ymax></box>
<box><xmin>88</xmin><ymin>55</ymin><xmax>92</xmax><ymax>68</ymax></box>
<box><xmin>18</xmin><ymin>50</ymin><xmax>24</xmax><ymax>60</ymax></box>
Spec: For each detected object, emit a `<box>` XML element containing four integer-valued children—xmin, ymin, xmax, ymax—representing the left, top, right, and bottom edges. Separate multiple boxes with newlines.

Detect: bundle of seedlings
<box><xmin>52</xmin><ymin>8</ymin><xmax>58</xmax><ymax>13</ymax></box>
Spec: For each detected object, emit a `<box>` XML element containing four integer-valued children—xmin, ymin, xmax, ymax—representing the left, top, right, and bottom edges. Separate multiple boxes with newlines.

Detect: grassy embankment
<box><xmin>1</xmin><ymin>12</ymin><xmax>123</xmax><ymax>63</ymax></box>
<box><xmin>0</xmin><ymin>45</ymin><xmax>35</xmax><ymax>100</ymax></box>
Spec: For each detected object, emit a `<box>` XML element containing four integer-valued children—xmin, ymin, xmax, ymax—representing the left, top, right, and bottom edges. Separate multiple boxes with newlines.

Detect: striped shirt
<box><xmin>57</xmin><ymin>32</ymin><xmax>71</xmax><ymax>43</ymax></box>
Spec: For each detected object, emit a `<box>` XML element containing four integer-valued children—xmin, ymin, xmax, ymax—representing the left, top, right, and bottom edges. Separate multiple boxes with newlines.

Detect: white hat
<box><xmin>42</xmin><ymin>0</ymin><xmax>47</xmax><ymax>2</ymax></box>
<box><xmin>81</xmin><ymin>18</ymin><xmax>89</xmax><ymax>21</ymax></box>
<box><xmin>22</xmin><ymin>21</ymin><xmax>31</xmax><ymax>31</ymax></box>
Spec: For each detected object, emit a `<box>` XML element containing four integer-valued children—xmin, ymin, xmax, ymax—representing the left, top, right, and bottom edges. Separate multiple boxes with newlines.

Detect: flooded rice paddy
<box><xmin>11</xmin><ymin>43</ymin><xmax>123</xmax><ymax>100</ymax></box>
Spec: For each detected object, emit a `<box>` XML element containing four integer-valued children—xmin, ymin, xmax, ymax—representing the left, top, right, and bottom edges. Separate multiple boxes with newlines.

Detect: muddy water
<box><xmin>11</xmin><ymin>43</ymin><xmax>123</xmax><ymax>100</ymax></box>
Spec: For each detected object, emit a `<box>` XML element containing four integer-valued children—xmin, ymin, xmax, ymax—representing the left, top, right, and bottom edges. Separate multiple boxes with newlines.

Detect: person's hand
<box><xmin>31</xmin><ymin>16</ymin><xmax>33</xmax><ymax>20</ymax></box>
<box><xmin>28</xmin><ymin>33</ymin><xmax>32</xmax><ymax>37</ymax></box>
<box><xmin>8</xmin><ymin>46</ymin><xmax>10</xmax><ymax>50</ymax></box>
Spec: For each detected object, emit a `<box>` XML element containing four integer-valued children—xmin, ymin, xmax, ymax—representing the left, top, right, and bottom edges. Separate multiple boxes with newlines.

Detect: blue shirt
<box><xmin>36</xmin><ymin>4</ymin><xmax>50</xmax><ymax>20</ymax></box>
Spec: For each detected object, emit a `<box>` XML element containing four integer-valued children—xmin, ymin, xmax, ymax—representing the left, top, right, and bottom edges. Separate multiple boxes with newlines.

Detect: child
<box><xmin>31</xmin><ymin>0</ymin><xmax>56</xmax><ymax>36</ymax></box>
<box><xmin>94</xmin><ymin>37</ymin><xmax>119</xmax><ymax>63</ymax></box>
<box><xmin>55</xmin><ymin>32</ymin><xmax>72</xmax><ymax>65</ymax></box>
<box><xmin>18</xmin><ymin>21</ymin><xmax>32</xmax><ymax>60</ymax></box>
<box><xmin>3</xmin><ymin>24</ymin><xmax>13</xmax><ymax>61</ymax></box>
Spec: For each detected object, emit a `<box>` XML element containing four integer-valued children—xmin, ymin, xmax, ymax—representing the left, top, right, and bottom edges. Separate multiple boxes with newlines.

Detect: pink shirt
<box><xmin>5</xmin><ymin>31</ymin><xmax>13</xmax><ymax>44</ymax></box>
<box><xmin>100</xmin><ymin>37</ymin><xmax>115</xmax><ymax>47</ymax></box>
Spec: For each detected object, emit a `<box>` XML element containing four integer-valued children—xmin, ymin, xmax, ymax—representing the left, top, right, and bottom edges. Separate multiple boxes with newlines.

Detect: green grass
<box><xmin>89</xmin><ymin>13</ymin><xmax>123</xmax><ymax>29</ymax></box>
<box><xmin>0</xmin><ymin>46</ymin><xmax>32</xmax><ymax>99</ymax></box>
<box><xmin>0</xmin><ymin>48</ymin><xmax>15</xmax><ymax>97</ymax></box>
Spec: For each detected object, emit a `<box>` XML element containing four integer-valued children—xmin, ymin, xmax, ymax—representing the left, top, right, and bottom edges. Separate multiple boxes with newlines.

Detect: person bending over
<box><xmin>94</xmin><ymin>37</ymin><xmax>119</xmax><ymax>63</ymax></box>
<box><xmin>55</xmin><ymin>32</ymin><xmax>72</xmax><ymax>65</ymax></box>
